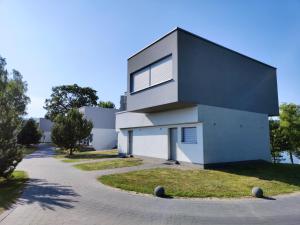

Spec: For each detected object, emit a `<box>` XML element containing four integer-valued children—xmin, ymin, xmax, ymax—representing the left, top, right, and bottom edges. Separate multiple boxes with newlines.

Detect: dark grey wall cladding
<box><xmin>126</xmin><ymin>31</ymin><xmax>179</xmax><ymax>112</ymax></box>
<box><xmin>177</xmin><ymin>29</ymin><xmax>279</xmax><ymax>116</ymax></box>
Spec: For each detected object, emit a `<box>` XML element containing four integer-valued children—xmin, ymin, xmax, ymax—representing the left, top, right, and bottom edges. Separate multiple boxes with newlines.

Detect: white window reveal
<box><xmin>130</xmin><ymin>55</ymin><xmax>173</xmax><ymax>93</ymax></box>
<box><xmin>131</xmin><ymin>67</ymin><xmax>150</xmax><ymax>92</ymax></box>
<box><xmin>150</xmin><ymin>55</ymin><xmax>172</xmax><ymax>86</ymax></box>
<box><xmin>181</xmin><ymin>127</ymin><xmax>197</xmax><ymax>144</ymax></box>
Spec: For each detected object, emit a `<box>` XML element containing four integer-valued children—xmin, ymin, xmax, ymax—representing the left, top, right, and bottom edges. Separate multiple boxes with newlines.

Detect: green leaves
<box><xmin>51</xmin><ymin>109</ymin><xmax>93</xmax><ymax>155</ymax></box>
<box><xmin>17</xmin><ymin>119</ymin><xmax>42</xmax><ymax>146</ymax></box>
<box><xmin>44</xmin><ymin>84</ymin><xmax>99</xmax><ymax>121</ymax></box>
<box><xmin>98</xmin><ymin>101</ymin><xmax>115</xmax><ymax>109</ymax></box>
<box><xmin>280</xmin><ymin>103</ymin><xmax>300</xmax><ymax>153</ymax></box>
<box><xmin>0</xmin><ymin>55</ymin><xmax>29</xmax><ymax>179</ymax></box>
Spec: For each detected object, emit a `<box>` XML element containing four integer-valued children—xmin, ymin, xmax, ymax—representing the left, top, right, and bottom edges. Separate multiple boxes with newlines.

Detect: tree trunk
<box><xmin>289</xmin><ymin>151</ymin><xmax>294</xmax><ymax>164</ymax></box>
<box><xmin>69</xmin><ymin>148</ymin><xmax>73</xmax><ymax>156</ymax></box>
<box><xmin>272</xmin><ymin>155</ymin><xmax>276</xmax><ymax>163</ymax></box>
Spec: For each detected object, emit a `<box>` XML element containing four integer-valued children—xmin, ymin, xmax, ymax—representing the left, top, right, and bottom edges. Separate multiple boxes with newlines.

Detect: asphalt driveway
<box><xmin>1</xmin><ymin>144</ymin><xmax>300</xmax><ymax>225</ymax></box>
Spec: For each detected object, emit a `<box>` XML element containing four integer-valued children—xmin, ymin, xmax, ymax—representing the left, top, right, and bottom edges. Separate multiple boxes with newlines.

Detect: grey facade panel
<box><xmin>126</xmin><ymin>31</ymin><xmax>179</xmax><ymax>112</ymax></box>
<box><xmin>177</xmin><ymin>29</ymin><xmax>279</xmax><ymax>116</ymax></box>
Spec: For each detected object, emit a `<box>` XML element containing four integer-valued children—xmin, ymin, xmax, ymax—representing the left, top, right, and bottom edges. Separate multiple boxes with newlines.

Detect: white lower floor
<box><xmin>118</xmin><ymin>123</ymin><xmax>204</xmax><ymax>164</ymax></box>
<box><xmin>40</xmin><ymin>131</ymin><xmax>51</xmax><ymax>143</ymax></box>
<box><xmin>116</xmin><ymin>105</ymin><xmax>271</xmax><ymax>165</ymax></box>
<box><xmin>89</xmin><ymin>128</ymin><xmax>117</xmax><ymax>150</ymax></box>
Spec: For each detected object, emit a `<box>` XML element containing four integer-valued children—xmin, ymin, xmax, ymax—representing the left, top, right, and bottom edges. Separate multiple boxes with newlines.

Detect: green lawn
<box><xmin>22</xmin><ymin>146</ymin><xmax>38</xmax><ymax>156</ymax></box>
<box><xmin>99</xmin><ymin>163</ymin><xmax>300</xmax><ymax>198</ymax></box>
<box><xmin>0</xmin><ymin>171</ymin><xmax>28</xmax><ymax>214</ymax></box>
<box><xmin>55</xmin><ymin>149</ymin><xmax>119</xmax><ymax>163</ymax></box>
<box><xmin>74</xmin><ymin>158</ymin><xmax>143</xmax><ymax>171</ymax></box>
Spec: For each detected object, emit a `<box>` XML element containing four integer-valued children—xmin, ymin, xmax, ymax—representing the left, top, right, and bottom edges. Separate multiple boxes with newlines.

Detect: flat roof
<box><xmin>128</xmin><ymin>27</ymin><xmax>276</xmax><ymax>69</ymax></box>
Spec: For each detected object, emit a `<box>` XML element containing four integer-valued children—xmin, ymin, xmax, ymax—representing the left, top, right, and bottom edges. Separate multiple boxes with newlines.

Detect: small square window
<box><xmin>181</xmin><ymin>127</ymin><xmax>197</xmax><ymax>144</ymax></box>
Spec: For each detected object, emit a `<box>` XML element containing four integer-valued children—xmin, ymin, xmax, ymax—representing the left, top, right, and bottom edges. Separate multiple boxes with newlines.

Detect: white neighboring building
<box><xmin>37</xmin><ymin>118</ymin><xmax>53</xmax><ymax>143</ymax></box>
<box><xmin>79</xmin><ymin>106</ymin><xmax>118</xmax><ymax>150</ymax></box>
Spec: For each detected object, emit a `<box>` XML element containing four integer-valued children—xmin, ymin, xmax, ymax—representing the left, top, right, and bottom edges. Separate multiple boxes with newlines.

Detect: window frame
<box><xmin>181</xmin><ymin>127</ymin><xmax>197</xmax><ymax>144</ymax></box>
<box><xmin>130</xmin><ymin>54</ymin><xmax>173</xmax><ymax>94</ymax></box>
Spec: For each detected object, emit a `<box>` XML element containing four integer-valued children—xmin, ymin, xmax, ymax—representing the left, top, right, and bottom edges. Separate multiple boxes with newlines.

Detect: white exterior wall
<box><xmin>117</xmin><ymin>107</ymin><xmax>204</xmax><ymax>164</ymax></box>
<box><xmin>132</xmin><ymin>126</ymin><xmax>169</xmax><ymax>159</ymax></box>
<box><xmin>41</xmin><ymin>131</ymin><xmax>51</xmax><ymax>143</ymax></box>
<box><xmin>90</xmin><ymin>128</ymin><xmax>117</xmax><ymax>150</ymax></box>
<box><xmin>198</xmin><ymin>105</ymin><xmax>270</xmax><ymax>164</ymax></box>
<box><xmin>80</xmin><ymin>106</ymin><xmax>118</xmax><ymax>150</ymax></box>
<box><xmin>117</xmin><ymin>104</ymin><xmax>270</xmax><ymax>165</ymax></box>
<box><xmin>38</xmin><ymin>118</ymin><xmax>53</xmax><ymax>143</ymax></box>
<box><xmin>116</xmin><ymin>106</ymin><xmax>199</xmax><ymax>128</ymax></box>
<box><xmin>118</xmin><ymin>130</ymin><xmax>128</xmax><ymax>154</ymax></box>
<box><xmin>118</xmin><ymin>123</ymin><xmax>204</xmax><ymax>163</ymax></box>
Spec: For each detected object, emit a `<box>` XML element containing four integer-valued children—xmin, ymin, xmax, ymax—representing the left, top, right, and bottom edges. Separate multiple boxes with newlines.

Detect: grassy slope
<box><xmin>74</xmin><ymin>158</ymin><xmax>143</xmax><ymax>171</ymax></box>
<box><xmin>0</xmin><ymin>171</ymin><xmax>28</xmax><ymax>213</ymax></box>
<box><xmin>99</xmin><ymin>163</ymin><xmax>300</xmax><ymax>198</ymax></box>
<box><xmin>55</xmin><ymin>149</ymin><xmax>118</xmax><ymax>163</ymax></box>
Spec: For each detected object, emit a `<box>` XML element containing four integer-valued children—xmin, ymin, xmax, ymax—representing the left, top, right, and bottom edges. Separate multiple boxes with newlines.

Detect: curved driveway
<box><xmin>1</xmin><ymin>144</ymin><xmax>300</xmax><ymax>225</ymax></box>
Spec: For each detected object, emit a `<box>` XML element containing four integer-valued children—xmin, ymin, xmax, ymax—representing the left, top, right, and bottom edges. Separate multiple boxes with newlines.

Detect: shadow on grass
<box><xmin>214</xmin><ymin>161</ymin><xmax>300</xmax><ymax>188</ymax></box>
<box><xmin>0</xmin><ymin>175</ymin><xmax>28</xmax><ymax>211</ymax></box>
<box><xmin>15</xmin><ymin>178</ymin><xmax>80</xmax><ymax>210</ymax></box>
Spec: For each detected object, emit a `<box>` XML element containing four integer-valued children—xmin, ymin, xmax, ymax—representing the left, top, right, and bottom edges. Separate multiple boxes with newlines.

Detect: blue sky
<box><xmin>0</xmin><ymin>0</ymin><xmax>299</xmax><ymax>117</ymax></box>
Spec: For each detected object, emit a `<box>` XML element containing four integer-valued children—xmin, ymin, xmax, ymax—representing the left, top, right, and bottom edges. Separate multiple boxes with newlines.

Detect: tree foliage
<box><xmin>17</xmin><ymin>119</ymin><xmax>42</xmax><ymax>146</ymax></box>
<box><xmin>0</xmin><ymin>55</ymin><xmax>30</xmax><ymax>179</ymax></box>
<box><xmin>279</xmin><ymin>103</ymin><xmax>300</xmax><ymax>164</ymax></box>
<box><xmin>51</xmin><ymin>109</ymin><xmax>93</xmax><ymax>155</ymax></box>
<box><xmin>269</xmin><ymin>119</ymin><xmax>290</xmax><ymax>163</ymax></box>
<box><xmin>98</xmin><ymin>101</ymin><xmax>115</xmax><ymax>109</ymax></box>
<box><xmin>44</xmin><ymin>84</ymin><xmax>98</xmax><ymax>121</ymax></box>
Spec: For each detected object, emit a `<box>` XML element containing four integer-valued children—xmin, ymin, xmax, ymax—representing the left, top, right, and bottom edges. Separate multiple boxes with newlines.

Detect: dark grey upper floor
<box><xmin>126</xmin><ymin>27</ymin><xmax>279</xmax><ymax>116</ymax></box>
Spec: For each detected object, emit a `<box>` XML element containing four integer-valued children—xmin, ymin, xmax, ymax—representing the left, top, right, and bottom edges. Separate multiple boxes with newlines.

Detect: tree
<box><xmin>17</xmin><ymin>119</ymin><xmax>42</xmax><ymax>146</ymax></box>
<box><xmin>51</xmin><ymin>109</ymin><xmax>93</xmax><ymax>155</ymax></box>
<box><xmin>0</xmin><ymin>56</ymin><xmax>30</xmax><ymax>179</ymax></box>
<box><xmin>279</xmin><ymin>103</ymin><xmax>300</xmax><ymax>164</ymax></box>
<box><xmin>98</xmin><ymin>101</ymin><xmax>115</xmax><ymax>109</ymax></box>
<box><xmin>269</xmin><ymin>119</ymin><xmax>290</xmax><ymax>163</ymax></box>
<box><xmin>44</xmin><ymin>84</ymin><xmax>98</xmax><ymax>121</ymax></box>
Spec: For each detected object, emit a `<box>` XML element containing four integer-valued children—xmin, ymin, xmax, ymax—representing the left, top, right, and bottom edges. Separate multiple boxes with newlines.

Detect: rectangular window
<box><xmin>150</xmin><ymin>55</ymin><xmax>172</xmax><ymax>86</ymax></box>
<box><xmin>181</xmin><ymin>127</ymin><xmax>197</xmax><ymax>144</ymax></box>
<box><xmin>130</xmin><ymin>55</ymin><xmax>172</xmax><ymax>93</ymax></box>
<box><xmin>131</xmin><ymin>67</ymin><xmax>150</xmax><ymax>92</ymax></box>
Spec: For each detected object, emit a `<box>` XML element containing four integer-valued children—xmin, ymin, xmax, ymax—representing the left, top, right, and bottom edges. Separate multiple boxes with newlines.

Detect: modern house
<box><xmin>37</xmin><ymin>118</ymin><xmax>53</xmax><ymax>143</ymax></box>
<box><xmin>116</xmin><ymin>27</ymin><xmax>279</xmax><ymax>167</ymax></box>
<box><xmin>79</xmin><ymin>106</ymin><xmax>118</xmax><ymax>150</ymax></box>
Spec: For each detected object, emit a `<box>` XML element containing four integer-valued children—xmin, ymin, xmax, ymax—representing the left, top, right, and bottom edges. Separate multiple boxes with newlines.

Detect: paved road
<box><xmin>1</xmin><ymin>144</ymin><xmax>300</xmax><ymax>225</ymax></box>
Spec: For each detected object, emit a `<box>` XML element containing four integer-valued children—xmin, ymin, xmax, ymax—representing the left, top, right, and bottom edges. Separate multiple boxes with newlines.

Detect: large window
<box><xmin>131</xmin><ymin>67</ymin><xmax>150</xmax><ymax>92</ymax></box>
<box><xmin>131</xmin><ymin>55</ymin><xmax>172</xmax><ymax>93</ymax></box>
<box><xmin>181</xmin><ymin>127</ymin><xmax>197</xmax><ymax>144</ymax></box>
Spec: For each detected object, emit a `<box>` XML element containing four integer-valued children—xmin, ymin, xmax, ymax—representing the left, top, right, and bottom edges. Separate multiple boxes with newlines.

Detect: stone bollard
<box><xmin>154</xmin><ymin>186</ymin><xmax>165</xmax><ymax>197</ymax></box>
<box><xmin>252</xmin><ymin>187</ymin><xmax>263</xmax><ymax>198</ymax></box>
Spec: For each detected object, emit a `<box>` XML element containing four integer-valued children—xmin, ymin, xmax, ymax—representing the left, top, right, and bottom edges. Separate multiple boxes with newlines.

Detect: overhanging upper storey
<box><xmin>126</xmin><ymin>28</ymin><xmax>279</xmax><ymax>116</ymax></box>
<box><xmin>126</xmin><ymin>29</ymin><xmax>181</xmax><ymax>112</ymax></box>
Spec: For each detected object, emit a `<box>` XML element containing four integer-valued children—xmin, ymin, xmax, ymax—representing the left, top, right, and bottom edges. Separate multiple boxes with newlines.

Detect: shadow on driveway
<box><xmin>17</xmin><ymin>178</ymin><xmax>80</xmax><ymax>210</ymax></box>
